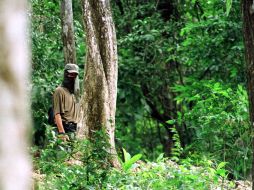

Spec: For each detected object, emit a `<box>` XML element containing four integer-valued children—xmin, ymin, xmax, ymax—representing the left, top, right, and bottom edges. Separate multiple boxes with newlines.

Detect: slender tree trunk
<box><xmin>60</xmin><ymin>0</ymin><xmax>77</xmax><ymax>64</ymax></box>
<box><xmin>78</xmin><ymin>0</ymin><xmax>120</xmax><ymax>168</ymax></box>
<box><xmin>0</xmin><ymin>0</ymin><xmax>31</xmax><ymax>189</ymax></box>
<box><xmin>242</xmin><ymin>1</ymin><xmax>254</xmax><ymax>188</ymax></box>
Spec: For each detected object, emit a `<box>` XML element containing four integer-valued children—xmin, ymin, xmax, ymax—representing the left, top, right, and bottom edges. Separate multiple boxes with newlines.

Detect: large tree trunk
<box><xmin>0</xmin><ymin>0</ymin><xmax>31</xmax><ymax>189</ymax></box>
<box><xmin>242</xmin><ymin>1</ymin><xmax>254</xmax><ymax>188</ymax></box>
<box><xmin>78</xmin><ymin>0</ymin><xmax>120</xmax><ymax>168</ymax></box>
<box><xmin>60</xmin><ymin>0</ymin><xmax>77</xmax><ymax>64</ymax></box>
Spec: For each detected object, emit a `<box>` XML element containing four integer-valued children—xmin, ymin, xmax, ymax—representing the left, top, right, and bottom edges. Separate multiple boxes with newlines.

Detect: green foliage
<box><xmin>178</xmin><ymin>10</ymin><xmax>243</xmax><ymax>82</ymax></box>
<box><xmin>121</xmin><ymin>148</ymin><xmax>142</xmax><ymax>172</ymax></box>
<box><xmin>31</xmin><ymin>0</ymin><xmax>251</xmax><ymax>186</ymax></box>
<box><xmin>173</xmin><ymin>80</ymin><xmax>251</xmax><ymax>178</ymax></box>
<box><xmin>226</xmin><ymin>0</ymin><xmax>232</xmax><ymax>16</ymax></box>
<box><xmin>114</xmin><ymin>2</ymin><xmax>184</xmax><ymax>160</ymax></box>
<box><xmin>171</xmin><ymin>126</ymin><xmax>183</xmax><ymax>162</ymax></box>
<box><xmin>34</xmin><ymin>135</ymin><xmax>233</xmax><ymax>190</ymax></box>
<box><xmin>106</xmin><ymin>155</ymin><xmax>233</xmax><ymax>190</ymax></box>
<box><xmin>33</xmin><ymin>128</ymin><xmax>112</xmax><ymax>189</ymax></box>
<box><xmin>113</xmin><ymin>0</ymin><xmax>246</xmax><ymax>168</ymax></box>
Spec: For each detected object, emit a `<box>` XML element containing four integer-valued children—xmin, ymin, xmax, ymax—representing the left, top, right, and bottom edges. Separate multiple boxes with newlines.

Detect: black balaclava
<box><xmin>62</xmin><ymin>71</ymin><xmax>75</xmax><ymax>93</ymax></box>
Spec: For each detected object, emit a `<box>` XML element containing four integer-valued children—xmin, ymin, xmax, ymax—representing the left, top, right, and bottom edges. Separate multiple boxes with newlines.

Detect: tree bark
<box><xmin>0</xmin><ymin>0</ymin><xmax>31</xmax><ymax>189</ymax></box>
<box><xmin>60</xmin><ymin>0</ymin><xmax>77</xmax><ymax>64</ymax></box>
<box><xmin>78</xmin><ymin>0</ymin><xmax>120</xmax><ymax>168</ymax></box>
<box><xmin>242</xmin><ymin>1</ymin><xmax>254</xmax><ymax>188</ymax></box>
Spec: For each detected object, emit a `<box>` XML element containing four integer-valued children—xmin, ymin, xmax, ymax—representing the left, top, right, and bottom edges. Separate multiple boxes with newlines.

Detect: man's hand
<box><xmin>58</xmin><ymin>134</ymin><xmax>70</xmax><ymax>141</ymax></box>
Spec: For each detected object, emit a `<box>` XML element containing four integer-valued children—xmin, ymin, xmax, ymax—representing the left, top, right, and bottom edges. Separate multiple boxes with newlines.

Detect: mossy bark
<box><xmin>78</xmin><ymin>0</ymin><xmax>120</xmax><ymax>168</ymax></box>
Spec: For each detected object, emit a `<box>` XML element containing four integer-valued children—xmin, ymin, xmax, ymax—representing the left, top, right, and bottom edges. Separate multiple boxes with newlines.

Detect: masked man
<box><xmin>53</xmin><ymin>63</ymin><xmax>80</xmax><ymax>140</ymax></box>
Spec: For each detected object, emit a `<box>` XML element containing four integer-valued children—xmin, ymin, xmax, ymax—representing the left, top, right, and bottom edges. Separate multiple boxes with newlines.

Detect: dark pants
<box><xmin>62</xmin><ymin>122</ymin><xmax>77</xmax><ymax>133</ymax></box>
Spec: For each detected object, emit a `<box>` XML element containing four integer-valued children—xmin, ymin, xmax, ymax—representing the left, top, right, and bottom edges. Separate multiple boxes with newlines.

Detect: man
<box><xmin>53</xmin><ymin>63</ymin><xmax>80</xmax><ymax>140</ymax></box>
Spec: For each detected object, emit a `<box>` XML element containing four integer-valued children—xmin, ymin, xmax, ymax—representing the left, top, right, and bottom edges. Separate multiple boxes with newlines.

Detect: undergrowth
<box><xmin>32</xmin><ymin>127</ymin><xmax>235</xmax><ymax>190</ymax></box>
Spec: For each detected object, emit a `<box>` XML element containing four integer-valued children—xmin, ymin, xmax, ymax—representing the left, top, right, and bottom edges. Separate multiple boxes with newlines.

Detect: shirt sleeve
<box><xmin>53</xmin><ymin>88</ymin><xmax>64</xmax><ymax>115</ymax></box>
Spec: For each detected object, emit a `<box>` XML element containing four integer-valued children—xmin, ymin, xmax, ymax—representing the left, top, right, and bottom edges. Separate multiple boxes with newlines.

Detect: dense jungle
<box><xmin>29</xmin><ymin>0</ymin><xmax>253</xmax><ymax>189</ymax></box>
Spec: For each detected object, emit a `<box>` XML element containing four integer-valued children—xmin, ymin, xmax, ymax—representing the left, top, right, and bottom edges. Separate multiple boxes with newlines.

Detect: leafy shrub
<box><xmin>105</xmin><ymin>155</ymin><xmax>233</xmax><ymax>190</ymax></box>
<box><xmin>173</xmin><ymin>80</ymin><xmax>251</xmax><ymax>179</ymax></box>
<box><xmin>33</xmin><ymin>128</ymin><xmax>112</xmax><ymax>189</ymax></box>
<box><xmin>33</xmin><ymin>135</ymin><xmax>234</xmax><ymax>190</ymax></box>
<box><xmin>121</xmin><ymin>148</ymin><xmax>142</xmax><ymax>172</ymax></box>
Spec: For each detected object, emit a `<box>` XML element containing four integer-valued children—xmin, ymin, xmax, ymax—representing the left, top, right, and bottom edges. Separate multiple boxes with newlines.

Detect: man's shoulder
<box><xmin>55</xmin><ymin>86</ymin><xmax>64</xmax><ymax>91</ymax></box>
<box><xmin>54</xmin><ymin>86</ymin><xmax>66</xmax><ymax>95</ymax></box>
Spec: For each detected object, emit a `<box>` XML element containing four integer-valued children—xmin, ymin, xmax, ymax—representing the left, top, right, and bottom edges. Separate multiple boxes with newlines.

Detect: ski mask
<box><xmin>62</xmin><ymin>64</ymin><xmax>79</xmax><ymax>99</ymax></box>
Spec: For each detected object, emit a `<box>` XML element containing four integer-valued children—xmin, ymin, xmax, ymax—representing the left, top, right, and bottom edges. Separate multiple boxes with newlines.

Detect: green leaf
<box><xmin>213</xmin><ymin>82</ymin><xmax>221</xmax><ymax>90</ymax></box>
<box><xmin>216</xmin><ymin>169</ymin><xmax>227</xmax><ymax>177</ymax></box>
<box><xmin>226</xmin><ymin>0</ymin><xmax>232</xmax><ymax>16</ymax></box>
<box><xmin>123</xmin><ymin>154</ymin><xmax>142</xmax><ymax>172</ymax></box>
<box><xmin>217</xmin><ymin>162</ymin><xmax>227</xmax><ymax>170</ymax></box>
<box><xmin>156</xmin><ymin>153</ymin><xmax>164</xmax><ymax>162</ymax></box>
<box><xmin>144</xmin><ymin>34</ymin><xmax>155</xmax><ymax>41</ymax></box>
<box><xmin>122</xmin><ymin>148</ymin><xmax>131</xmax><ymax>162</ymax></box>
<box><xmin>166</xmin><ymin>120</ymin><xmax>175</xmax><ymax>125</ymax></box>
